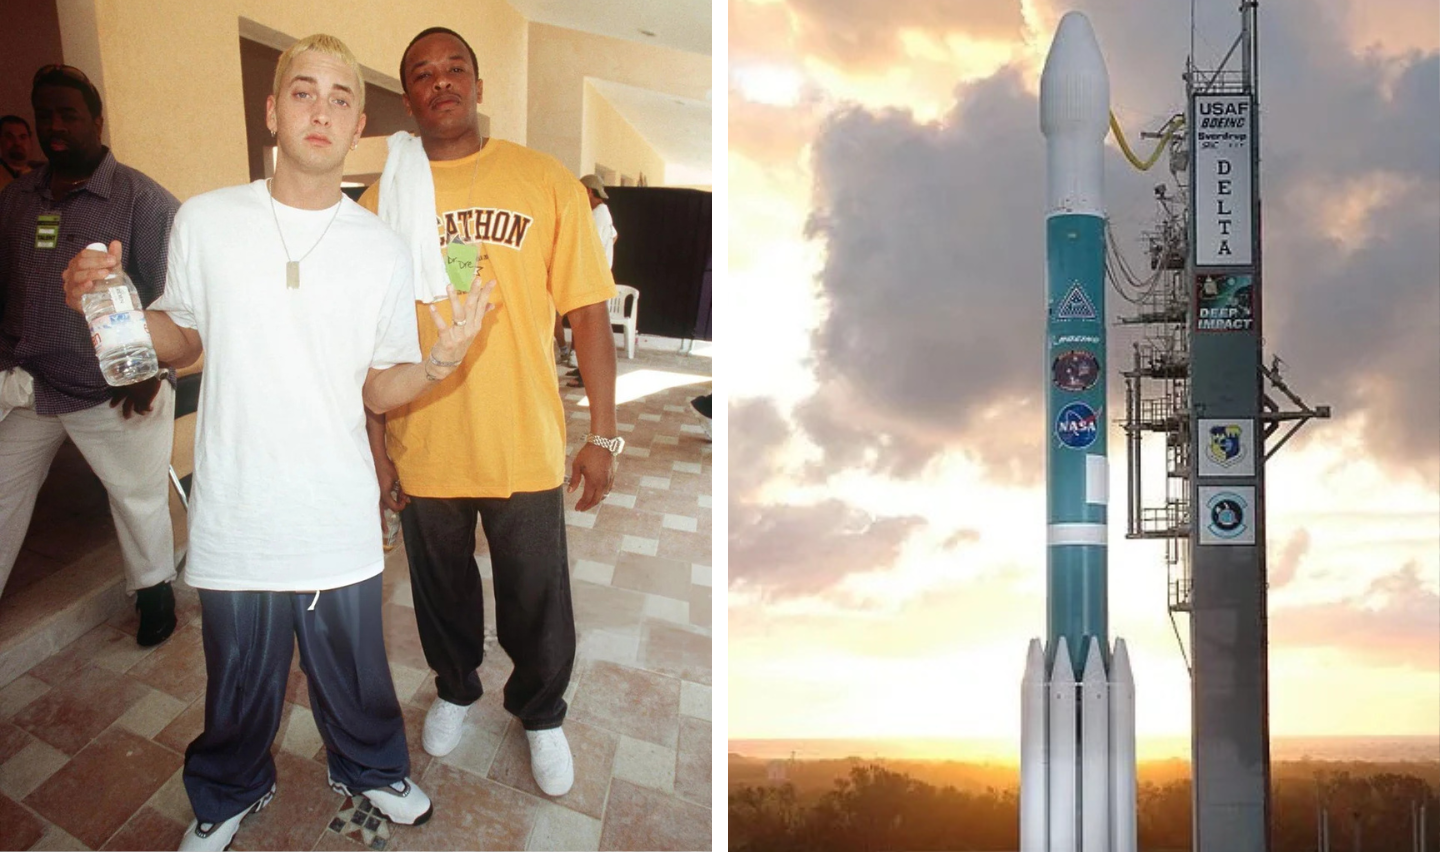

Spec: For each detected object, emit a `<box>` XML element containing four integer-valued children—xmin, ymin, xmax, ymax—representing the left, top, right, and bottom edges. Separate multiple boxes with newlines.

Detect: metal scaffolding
<box><xmin>1119</xmin><ymin>182</ymin><xmax>1196</xmax><ymax>672</ymax></box>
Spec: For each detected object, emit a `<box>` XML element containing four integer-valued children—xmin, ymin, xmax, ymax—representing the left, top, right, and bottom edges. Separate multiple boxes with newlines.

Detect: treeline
<box><xmin>729</xmin><ymin>764</ymin><xmax>1439</xmax><ymax>852</ymax></box>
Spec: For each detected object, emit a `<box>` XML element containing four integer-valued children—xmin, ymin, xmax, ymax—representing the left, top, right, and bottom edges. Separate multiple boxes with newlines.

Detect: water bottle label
<box><xmin>109</xmin><ymin>285</ymin><xmax>134</xmax><ymax>313</ymax></box>
<box><xmin>89</xmin><ymin>310</ymin><xmax>152</xmax><ymax>353</ymax></box>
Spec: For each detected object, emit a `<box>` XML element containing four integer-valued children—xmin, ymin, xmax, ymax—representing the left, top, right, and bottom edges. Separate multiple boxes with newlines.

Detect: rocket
<box><xmin>1021</xmin><ymin>12</ymin><xmax>1137</xmax><ymax>852</ymax></box>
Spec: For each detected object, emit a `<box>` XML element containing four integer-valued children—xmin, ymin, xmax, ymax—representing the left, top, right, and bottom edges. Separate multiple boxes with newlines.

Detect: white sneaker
<box><xmin>328</xmin><ymin>774</ymin><xmax>433</xmax><ymax>826</ymax></box>
<box><xmin>179</xmin><ymin>784</ymin><xmax>274</xmax><ymax>851</ymax></box>
<box><xmin>422</xmin><ymin>697</ymin><xmax>469</xmax><ymax>757</ymax></box>
<box><xmin>526</xmin><ymin>727</ymin><xmax>574</xmax><ymax>796</ymax></box>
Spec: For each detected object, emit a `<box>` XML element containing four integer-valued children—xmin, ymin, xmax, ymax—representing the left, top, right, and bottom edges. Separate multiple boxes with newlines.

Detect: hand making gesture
<box><xmin>371</xmin><ymin>277</ymin><xmax>497</xmax><ymax>521</ymax></box>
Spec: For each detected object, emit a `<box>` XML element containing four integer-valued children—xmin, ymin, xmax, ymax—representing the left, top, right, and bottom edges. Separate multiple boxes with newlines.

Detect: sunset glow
<box><xmin>728</xmin><ymin>0</ymin><xmax>1440</xmax><ymax>757</ymax></box>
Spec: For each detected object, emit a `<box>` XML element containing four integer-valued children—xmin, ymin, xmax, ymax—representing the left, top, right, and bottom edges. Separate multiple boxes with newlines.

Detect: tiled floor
<box><xmin>0</xmin><ymin>346</ymin><xmax>713</xmax><ymax>851</ymax></box>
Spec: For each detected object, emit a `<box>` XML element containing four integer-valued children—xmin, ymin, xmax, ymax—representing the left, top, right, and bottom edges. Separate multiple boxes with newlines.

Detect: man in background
<box><xmin>557</xmin><ymin>173</ymin><xmax>618</xmax><ymax>376</ymax></box>
<box><xmin>1</xmin><ymin>115</ymin><xmax>41</xmax><ymax>191</ymax></box>
<box><xmin>0</xmin><ymin>66</ymin><xmax>178</xmax><ymax>646</ymax></box>
<box><xmin>579</xmin><ymin>173</ymin><xmax>617</xmax><ymax>267</ymax></box>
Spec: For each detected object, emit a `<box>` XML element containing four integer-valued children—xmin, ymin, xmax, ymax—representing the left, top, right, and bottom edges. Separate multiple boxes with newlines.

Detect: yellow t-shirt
<box><xmin>359</xmin><ymin>138</ymin><xmax>616</xmax><ymax>498</ymax></box>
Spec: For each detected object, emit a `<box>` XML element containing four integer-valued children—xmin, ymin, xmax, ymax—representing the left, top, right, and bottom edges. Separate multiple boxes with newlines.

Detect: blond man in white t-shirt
<box><xmin>61</xmin><ymin>34</ymin><xmax>496</xmax><ymax>852</ymax></box>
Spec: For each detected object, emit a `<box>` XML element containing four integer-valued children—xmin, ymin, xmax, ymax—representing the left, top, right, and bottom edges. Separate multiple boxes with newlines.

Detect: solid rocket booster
<box><xmin>1109</xmin><ymin>639</ymin><xmax>1136</xmax><ymax>852</ymax></box>
<box><xmin>1021</xmin><ymin>12</ymin><xmax>1137</xmax><ymax>852</ymax></box>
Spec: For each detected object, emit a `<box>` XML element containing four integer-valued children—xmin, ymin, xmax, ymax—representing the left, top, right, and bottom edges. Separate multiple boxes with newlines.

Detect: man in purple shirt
<box><xmin>0</xmin><ymin>64</ymin><xmax>180</xmax><ymax>646</ymax></box>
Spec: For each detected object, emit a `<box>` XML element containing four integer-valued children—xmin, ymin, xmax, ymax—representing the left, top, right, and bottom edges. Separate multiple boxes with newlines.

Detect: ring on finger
<box><xmin>454</xmin><ymin>318</ymin><xmax>467</xmax><ymax>327</ymax></box>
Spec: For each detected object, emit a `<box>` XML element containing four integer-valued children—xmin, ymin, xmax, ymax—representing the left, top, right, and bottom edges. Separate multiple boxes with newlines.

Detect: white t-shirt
<box><xmin>593</xmin><ymin>203</ymin><xmax>617</xmax><ymax>269</ymax></box>
<box><xmin>152</xmin><ymin>181</ymin><xmax>420</xmax><ymax>591</ymax></box>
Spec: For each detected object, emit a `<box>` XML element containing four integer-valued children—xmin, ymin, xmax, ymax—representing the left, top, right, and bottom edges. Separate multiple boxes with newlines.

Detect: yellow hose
<box><xmin>1109</xmin><ymin>112</ymin><xmax>1181</xmax><ymax>171</ymax></box>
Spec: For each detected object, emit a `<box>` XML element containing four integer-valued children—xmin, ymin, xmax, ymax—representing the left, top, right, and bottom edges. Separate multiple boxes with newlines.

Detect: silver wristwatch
<box><xmin>585</xmin><ymin>433</ymin><xmax>625</xmax><ymax>456</ymax></box>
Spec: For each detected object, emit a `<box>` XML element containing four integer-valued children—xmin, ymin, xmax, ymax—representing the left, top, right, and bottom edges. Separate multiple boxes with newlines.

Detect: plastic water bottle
<box><xmin>81</xmin><ymin>243</ymin><xmax>158</xmax><ymax>386</ymax></box>
<box><xmin>383</xmin><ymin>508</ymin><xmax>401</xmax><ymax>551</ymax></box>
<box><xmin>382</xmin><ymin>482</ymin><xmax>402</xmax><ymax>551</ymax></box>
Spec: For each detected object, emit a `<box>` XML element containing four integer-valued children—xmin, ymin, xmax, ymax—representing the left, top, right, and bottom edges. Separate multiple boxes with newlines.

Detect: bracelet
<box><xmin>428</xmin><ymin>352</ymin><xmax>463</xmax><ymax>368</ymax></box>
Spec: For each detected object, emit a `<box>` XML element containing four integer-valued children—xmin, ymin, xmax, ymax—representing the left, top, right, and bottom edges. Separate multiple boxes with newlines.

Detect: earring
<box><xmin>269</xmin><ymin>128</ymin><xmax>276</xmax><ymax>138</ymax></box>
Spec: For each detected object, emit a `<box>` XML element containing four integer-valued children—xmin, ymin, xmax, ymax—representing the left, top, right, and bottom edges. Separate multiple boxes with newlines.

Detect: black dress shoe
<box><xmin>135</xmin><ymin>581</ymin><xmax>177</xmax><ymax>647</ymax></box>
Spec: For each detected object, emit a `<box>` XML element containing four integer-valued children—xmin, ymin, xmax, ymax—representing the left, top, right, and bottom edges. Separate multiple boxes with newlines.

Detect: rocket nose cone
<box><xmin>1043</xmin><ymin>12</ymin><xmax>1106</xmax><ymax>80</ymax></box>
<box><xmin>1052</xmin><ymin>11</ymin><xmax>1100</xmax><ymax>47</ymax></box>
<box><xmin>1040</xmin><ymin>11</ymin><xmax>1111</xmax><ymax>139</ymax></box>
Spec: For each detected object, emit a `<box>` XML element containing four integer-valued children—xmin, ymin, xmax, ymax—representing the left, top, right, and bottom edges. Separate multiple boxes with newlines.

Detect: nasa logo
<box><xmin>1052</xmin><ymin>350</ymin><xmax>1100</xmax><ymax>392</ymax></box>
<box><xmin>1207</xmin><ymin>423</ymin><xmax>1246</xmax><ymax>467</ymax></box>
<box><xmin>1206</xmin><ymin>491</ymin><xmax>1248</xmax><ymax>539</ymax></box>
<box><xmin>1055</xmin><ymin>402</ymin><xmax>1099</xmax><ymax>449</ymax></box>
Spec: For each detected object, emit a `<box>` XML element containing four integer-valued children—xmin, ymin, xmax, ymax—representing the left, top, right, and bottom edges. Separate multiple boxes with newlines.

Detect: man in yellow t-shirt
<box><xmin>360</xmin><ymin>26</ymin><xmax>619</xmax><ymax>799</ymax></box>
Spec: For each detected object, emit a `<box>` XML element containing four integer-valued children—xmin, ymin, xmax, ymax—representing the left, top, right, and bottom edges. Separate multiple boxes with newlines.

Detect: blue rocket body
<box><xmin>1045</xmin><ymin>213</ymin><xmax>1108</xmax><ymax>675</ymax></box>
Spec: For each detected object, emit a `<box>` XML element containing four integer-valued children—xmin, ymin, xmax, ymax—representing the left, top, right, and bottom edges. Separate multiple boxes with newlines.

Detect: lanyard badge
<box><xmin>35</xmin><ymin>214</ymin><xmax>60</xmax><ymax>250</ymax></box>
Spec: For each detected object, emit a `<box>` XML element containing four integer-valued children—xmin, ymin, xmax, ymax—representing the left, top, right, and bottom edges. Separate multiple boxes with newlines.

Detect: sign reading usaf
<box><xmin>1198</xmin><ymin>418</ymin><xmax>1255</xmax><ymax>477</ymax></box>
<box><xmin>1193</xmin><ymin>94</ymin><xmax>1253</xmax><ymax>267</ymax></box>
<box><xmin>1055</xmin><ymin>402</ymin><xmax>1099</xmax><ymax>449</ymax></box>
<box><xmin>1198</xmin><ymin>485</ymin><xmax>1256</xmax><ymax>545</ymax></box>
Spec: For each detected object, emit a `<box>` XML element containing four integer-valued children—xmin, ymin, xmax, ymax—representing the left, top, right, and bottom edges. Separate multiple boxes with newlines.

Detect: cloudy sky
<box><xmin>727</xmin><ymin>0</ymin><xmax>1439</xmax><ymax>754</ymax></box>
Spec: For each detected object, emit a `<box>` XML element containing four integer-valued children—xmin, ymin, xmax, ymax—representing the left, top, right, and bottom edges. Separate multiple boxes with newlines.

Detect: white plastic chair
<box><xmin>608</xmin><ymin>285</ymin><xmax>640</xmax><ymax>359</ymax></box>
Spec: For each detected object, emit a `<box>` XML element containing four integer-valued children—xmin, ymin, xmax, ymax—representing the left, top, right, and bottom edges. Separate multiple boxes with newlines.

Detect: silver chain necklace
<box><xmin>267</xmin><ymin>178</ymin><xmax>342</xmax><ymax>289</ymax></box>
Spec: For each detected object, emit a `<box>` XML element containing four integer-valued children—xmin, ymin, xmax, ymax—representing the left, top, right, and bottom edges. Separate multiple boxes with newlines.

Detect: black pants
<box><xmin>399</xmin><ymin>487</ymin><xmax>575</xmax><ymax>730</ymax></box>
<box><xmin>184</xmin><ymin>574</ymin><xmax>409</xmax><ymax>823</ymax></box>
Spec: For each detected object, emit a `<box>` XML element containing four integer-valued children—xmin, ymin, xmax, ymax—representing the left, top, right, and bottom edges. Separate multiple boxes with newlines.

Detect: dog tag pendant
<box><xmin>286</xmin><ymin>261</ymin><xmax>300</xmax><ymax>289</ymax></box>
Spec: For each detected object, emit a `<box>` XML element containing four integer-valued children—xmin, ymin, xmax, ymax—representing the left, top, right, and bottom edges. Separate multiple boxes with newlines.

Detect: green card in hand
<box><xmin>444</xmin><ymin>241</ymin><xmax>478</xmax><ymax>292</ymax></box>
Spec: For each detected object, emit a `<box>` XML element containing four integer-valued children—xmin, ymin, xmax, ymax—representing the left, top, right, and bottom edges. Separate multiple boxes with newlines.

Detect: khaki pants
<box><xmin>0</xmin><ymin>368</ymin><xmax>176</xmax><ymax>596</ymax></box>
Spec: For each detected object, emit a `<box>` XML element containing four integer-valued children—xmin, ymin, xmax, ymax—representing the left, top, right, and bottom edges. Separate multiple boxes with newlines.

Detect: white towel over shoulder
<box><xmin>378</xmin><ymin>131</ymin><xmax>450</xmax><ymax>304</ymax></box>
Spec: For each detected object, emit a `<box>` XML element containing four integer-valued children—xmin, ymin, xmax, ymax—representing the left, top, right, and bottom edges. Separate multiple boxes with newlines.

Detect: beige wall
<box><xmin>53</xmin><ymin>0</ymin><xmax>527</xmax><ymax>202</ymax></box>
<box><xmin>581</xmin><ymin>82</ymin><xmax>664</xmax><ymax>187</ymax></box>
<box><xmin>526</xmin><ymin>23</ymin><xmax>707</xmax><ymax>180</ymax></box>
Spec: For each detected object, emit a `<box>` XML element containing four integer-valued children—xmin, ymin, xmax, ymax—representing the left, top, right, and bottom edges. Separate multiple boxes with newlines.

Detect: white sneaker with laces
<box><xmin>422</xmin><ymin>697</ymin><xmax>469</xmax><ymax>757</ymax></box>
<box><xmin>328</xmin><ymin>774</ymin><xmax>433</xmax><ymax>826</ymax></box>
<box><xmin>527</xmin><ymin>727</ymin><xmax>574</xmax><ymax>796</ymax></box>
<box><xmin>178</xmin><ymin>783</ymin><xmax>274</xmax><ymax>851</ymax></box>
